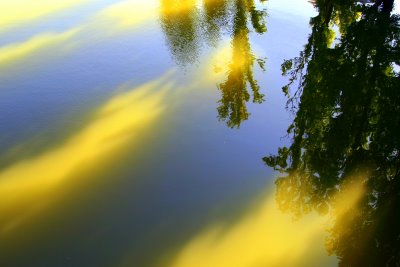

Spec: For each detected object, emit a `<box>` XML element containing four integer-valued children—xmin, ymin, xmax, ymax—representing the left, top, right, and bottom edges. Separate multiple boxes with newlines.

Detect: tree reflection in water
<box><xmin>264</xmin><ymin>0</ymin><xmax>400</xmax><ymax>265</ymax></box>
<box><xmin>159</xmin><ymin>0</ymin><xmax>267</xmax><ymax>128</ymax></box>
<box><xmin>217</xmin><ymin>0</ymin><xmax>266</xmax><ymax>128</ymax></box>
<box><xmin>160</xmin><ymin>0</ymin><xmax>200</xmax><ymax>64</ymax></box>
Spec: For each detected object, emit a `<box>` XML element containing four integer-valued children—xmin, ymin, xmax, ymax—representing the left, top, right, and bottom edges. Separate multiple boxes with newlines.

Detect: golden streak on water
<box><xmin>0</xmin><ymin>0</ymin><xmax>90</xmax><ymax>29</ymax></box>
<box><xmin>160</xmin><ymin>0</ymin><xmax>198</xmax><ymax>15</ymax></box>
<box><xmin>165</xmin><ymin>177</ymin><xmax>365</xmax><ymax>267</ymax></box>
<box><xmin>0</xmin><ymin>72</ymin><xmax>174</xmax><ymax>235</ymax></box>
<box><xmin>0</xmin><ymin>28</ymin><xmax>81</xmax><ymax>66</ymax></box>
<box><xmin>99</xmin><ymin>0</ymin><xmax>160</xmax><ymax>28</ymax></box>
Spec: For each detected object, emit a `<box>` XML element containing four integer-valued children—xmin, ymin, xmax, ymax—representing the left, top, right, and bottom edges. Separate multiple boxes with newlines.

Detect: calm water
<box><xmin>1</xmin><ymin>1</ymin><xmax>399</xmax><ymax>266</ymax></box>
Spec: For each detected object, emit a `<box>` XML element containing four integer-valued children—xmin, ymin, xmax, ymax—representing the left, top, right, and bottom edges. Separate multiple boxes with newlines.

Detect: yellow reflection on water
<box><xmin>167</xmin><ymin>178</ymin><xmax>366</xmax><ymax>267</ymax></box>
<box><xmin>200</xmin><ymin>39</ymin><xmax>251</xmax><ymax>84</ymax></box>
<box><xmin>206</xmin><ymin>33</ymin><xmax>255</xmax><ymax>79</ymax></box>
<box><xmin>0</xmin><ymin>73</ymin><xmax>173</xmax><ymax>235</ymax></box>
<box><xmin>326</xmin><ymin>175</ymin><xmax>367</xmax><ymax>255</ymax></box>
<box><xmin>99</xmin><ymin>0</ymin><xmax>199</xmax><ymax>30</ymax></box>
<box><xmin>0</xmin><ymin>0</ymin><xmax>88</xmax><ymax>29</ymax></box>
<box><xmin>161</xmin><ymin>0</ymin><xmax>197</xmax><ymax>15</ymax></box>
<box><xmin>0</xmin><ymin>0</ymin><xmax>165</xmax><ymax>70</ymax></box>
<box><xmin>0</xmin><ymin>28</ymin><xmax>80</xmax><ymax>66</ymax></box>
<box><xmin>205</xmin><ymin>41</ymin><xmax>232</xmax><ymax>81</ymax></box>
<box><xmin>168</xmin><ymin>195</ymin><xmax>328</xmax><ymax>267</ymax></box>
<box><xmin>99</xmin><ymin>0</ymin><xmax>159</xmax><ymax>28</ymax></box>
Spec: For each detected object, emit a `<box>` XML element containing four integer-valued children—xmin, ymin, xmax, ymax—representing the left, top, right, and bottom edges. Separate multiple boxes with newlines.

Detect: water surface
<box><xmin>1</xmin><ymin>0</ymin><xmax>399</xmax><ymax>266</ymax></box>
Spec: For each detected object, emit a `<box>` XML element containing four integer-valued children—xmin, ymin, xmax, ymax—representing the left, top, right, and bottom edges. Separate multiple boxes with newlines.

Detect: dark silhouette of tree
<box><xmin>159</xmin><ymin>0</ymin><xmax>267</xmax><ymax>128</ymax></box>
<box><xmin>264</xmin><ymin>0</ymin><xmax>400</xmax><ymax>265</ymax></box>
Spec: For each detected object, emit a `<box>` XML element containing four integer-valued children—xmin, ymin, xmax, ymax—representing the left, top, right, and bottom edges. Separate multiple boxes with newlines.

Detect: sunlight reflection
<box><xmin>205</xmin><ymin>41</ymin><xmax>232</xmax><ymax>82</ymax></box>
<box><xmin>0</xmin><ymin>28</ymin><xmax>80</xmax><ymax>66</ymax></box>
<box><xmin>326</xmin><ymin>175</ymin><xmax>367</xmax><ymax>255</ymax></box>
<box><xmin>168</xmin><ymin>195</ymin><xmax>328</xmax><ymax>267</ymax></box>
<box><xmin>167</xmin><ymin>178</ymin><xmax>365</xmax><ymax>267</ymax></box>
<box><xmin>200</xmin><ymin>40</ymin><xmax>247</xmax><ymax>84</ymax></box>
<box><xmin>99</xmin><ymin>0</ymin><xmax>200</xmax><ymax>30</ymax></box>
<box><xmin>161</xmin><ymin>0</ymin><xmax>198</xmax><ymax>15</ymax></box>
<box><xmin>202</xmin><ymin>36</ymin><xmax>265</xmax><ymax>84</ymax></box>
<box><xmin>99</xmin><ymin>0</ymin><xmax>159</xmax><ymax>28</ymax></box>
<box><xmin>0</xmin><ymin>0</ymin><xmax>162</xmax><ymax>70</ymax></box>
<box><xmin>0</xmin><ymin>72</ymin><xmax>174</xmax><ymax>235</ymax></box>
<box><xmin>0</xmin><ymin>0</ymin><xmax>88</xmax><ymax>29</ymax></box>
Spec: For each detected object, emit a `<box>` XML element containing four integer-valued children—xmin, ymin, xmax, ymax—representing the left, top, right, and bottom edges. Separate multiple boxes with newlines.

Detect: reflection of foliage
<box><xmin>265</xmin><ymin>1</ymin><xmax>400</xmax><ymax>265</ymax></box>
<box><xmin>203</xmin><ymin>0</ymin><xmax>229</xmax><ymax>47</ymax></box>
<box><xmin>159</xmin><ymin>0</ymin><xmax>268</xmax><ymax>128</ymax></box>
<box><xmin>308</xmin><ymin>0</ymin><xmax>360</xmax><ymax>32</ymax></box>
<box><xmin>160</xmin><ymin>0</ymin><xmax>200</xmax><ymax>65</ymax></box>
<box><xmin>217</xmin><ymin>0</ymin><xmax>266</xmax><ymax>128</ymax></box>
